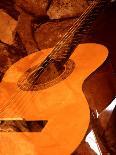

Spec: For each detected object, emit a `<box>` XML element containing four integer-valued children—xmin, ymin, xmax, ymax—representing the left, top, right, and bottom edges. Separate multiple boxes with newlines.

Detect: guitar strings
<box><xmin>0</xmin><ymin>1</ymin><xmax>103</xmax><ymax>118</ymax></box>
<box><xmin>0</xmin><ymin>1</ymin><xmax>99</xmax><ymax>118</ymax></box>
<box><xmin>30</xmin><ymin>0</ymin><xmax>105</xmax><ymax>79</ymax></box>
<box><xmin>35</xmin><ymin>0</ymin><xmax>105</xmax><ymax>69</ymax></box>
<box><xmin>0</xmin><ymin>0</ymin><xmax>105</xmax><ymax>118</ymax></box>
<box><xmin>33</xmin><ymin>2</ymin><xmax>97</xmax><ymax>71</ymax></box>
<box><xmin>47</xmin><ymin>2</ymin><xmax>97</xmax><ymax>56</ymax></box>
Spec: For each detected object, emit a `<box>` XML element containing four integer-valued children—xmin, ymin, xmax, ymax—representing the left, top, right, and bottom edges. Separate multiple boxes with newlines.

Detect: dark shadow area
<box><xmin>0</xmin><ymin>120</ymin><xmax>48</xmax><ymax>132</ymax></box>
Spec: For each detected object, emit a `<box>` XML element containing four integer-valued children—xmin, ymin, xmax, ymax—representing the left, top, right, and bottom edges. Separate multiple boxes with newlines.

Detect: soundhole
<box><xmin>17</xmin><ymin>59</ymin><xmax>75</xmax><ymax>91</ymax></box>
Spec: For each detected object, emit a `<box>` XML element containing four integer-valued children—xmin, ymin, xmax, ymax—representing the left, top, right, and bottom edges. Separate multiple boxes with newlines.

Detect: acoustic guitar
<box><xmin>0</xmin><ymin>0</ymin><xmax>110</xmax><ymax>155</ymax></box>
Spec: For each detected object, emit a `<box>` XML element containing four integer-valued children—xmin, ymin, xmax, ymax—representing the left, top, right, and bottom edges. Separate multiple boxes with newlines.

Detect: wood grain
<box><xmin>0</xmin><ymin>43</ymin><xmax>108</xmax><ymax>155</ymax></box>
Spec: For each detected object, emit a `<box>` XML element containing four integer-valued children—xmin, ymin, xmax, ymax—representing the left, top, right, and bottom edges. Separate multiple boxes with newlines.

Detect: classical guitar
<box><xmin>0</xmin><ymin>0</ymin><xmax>109</xmax><ymax>155</ymax></box>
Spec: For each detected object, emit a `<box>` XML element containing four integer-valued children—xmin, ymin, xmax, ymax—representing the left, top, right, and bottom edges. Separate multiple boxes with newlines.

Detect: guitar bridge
<box><xmin>0</xmin><ymin>119</ymin><xmax>47</xmax><ymax>132</ymax></box>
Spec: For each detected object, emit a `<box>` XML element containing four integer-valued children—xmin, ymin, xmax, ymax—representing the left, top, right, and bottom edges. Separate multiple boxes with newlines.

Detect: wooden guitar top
<box><xmin>0</xmin><ymin>43</ymin><xmax>108</xmax><ymax>155</ymax></box>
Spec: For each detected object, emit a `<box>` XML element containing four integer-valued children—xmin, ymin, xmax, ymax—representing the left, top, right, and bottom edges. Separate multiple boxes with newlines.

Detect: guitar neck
<box><xmin>34</xmin><ymin>0</ymin><xmax>110</xmax><ymax>76</ymax></box>
<box><xmin>47</xmin><ymin>0</ymin><xmax>110</xmax><ymax>66</ymax></box>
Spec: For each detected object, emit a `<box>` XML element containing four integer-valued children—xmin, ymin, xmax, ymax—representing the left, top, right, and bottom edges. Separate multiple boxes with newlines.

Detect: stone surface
<box><xmin>0</xmin><ymin>41</ymin><xmax>26</xmax><ymax>81</ymax></box>
<box><xmin>0</xmin><ymin>42</ymin><xmax>12</xmax><ymax>74</ymax></box>
<box><xmin>15</xmin><ymin>0</ymin><xmax>49</xmax><ymax>17</ymax></box>
<box><xmin>0</xmin><ymin>9</ymin><xmax>17</xmax><ymax>45</ymax></box>
<box><xmin>15</xmin><ymin>11</ymin><xmax>40</xmax><ymax>54</ymax></box>
<box><xmin>47</xmin><ymin>0</ymin><xmax>88</xmax><ymax>19</ymax></box>
<box><xmin>35</xmin><ymin>18</ymin><xmax>77</xmax><ymax>49</ymax></box>
<box><xmin>0</xmin><ymin>0</ymin><xmax>18</xmax><ymax>20</ymax></box>
<box><xmin>14</xmin><ymin>0</ymin><xmax>89</xmax><ymax>54</ymax></box>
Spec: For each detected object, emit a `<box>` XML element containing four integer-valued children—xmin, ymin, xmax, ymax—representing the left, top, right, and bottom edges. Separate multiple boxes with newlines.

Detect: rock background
<box><xmin>15</xmin><ymin>0</ymin><xmax>89</xmax><ymax>53</ymax></box>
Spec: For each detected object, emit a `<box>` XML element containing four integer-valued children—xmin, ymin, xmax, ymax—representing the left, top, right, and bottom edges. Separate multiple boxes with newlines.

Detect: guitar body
<box><xmin>0</xmin><ymin>43</ymin><xmax>108</xmax><ymax>155</ymax></box>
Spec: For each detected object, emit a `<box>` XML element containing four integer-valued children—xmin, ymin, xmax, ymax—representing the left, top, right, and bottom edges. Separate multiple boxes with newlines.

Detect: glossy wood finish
<box><xmin>0</xmin><ymin>43</ymin><xmax>108</xmax><ymax>155</ymax></box>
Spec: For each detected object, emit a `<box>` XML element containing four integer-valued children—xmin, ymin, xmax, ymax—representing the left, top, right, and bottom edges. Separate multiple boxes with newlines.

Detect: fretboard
<box><xmin>34</xmin><ymin>0</ymin><xmax>110</xmax><ymax>78</ymax></box>
<box><xmin>43</xmin><ymin>0</ymin><xmax>110</xmax><ymax>66</ymax></box>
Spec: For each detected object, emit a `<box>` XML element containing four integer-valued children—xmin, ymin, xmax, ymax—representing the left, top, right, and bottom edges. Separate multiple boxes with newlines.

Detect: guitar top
<box><xmin>0</xmin><ymin>43</ymin><xmax>108</xmax><ymax>154</ymax></box>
